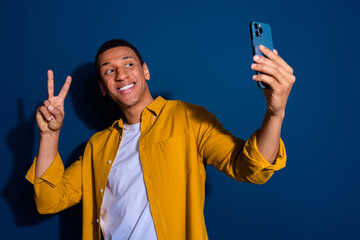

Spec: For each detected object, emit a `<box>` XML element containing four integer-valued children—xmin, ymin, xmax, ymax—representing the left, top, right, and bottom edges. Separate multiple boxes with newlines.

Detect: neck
<box><xmin>121</xmin><ymin>95</ymin><xmax>154</xmax><ymax>125</ymax></box>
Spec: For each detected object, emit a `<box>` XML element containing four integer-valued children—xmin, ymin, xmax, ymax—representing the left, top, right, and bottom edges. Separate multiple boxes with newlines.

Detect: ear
<box><xmin>97</xmin><ymin>79</ymin><xmax>107</xmax><ymax>96</ymax></box>
<box><xmin>142</xmin><ymin>62</ymin><xmax>150</xmax><ymax>80</ymax></box>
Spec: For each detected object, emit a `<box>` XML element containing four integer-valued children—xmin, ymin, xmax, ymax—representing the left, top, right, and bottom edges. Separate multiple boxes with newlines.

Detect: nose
<box><xmin>115</xmin><ymin>68</ymin><xmax>129</xmax><ymax>81</ymax></box>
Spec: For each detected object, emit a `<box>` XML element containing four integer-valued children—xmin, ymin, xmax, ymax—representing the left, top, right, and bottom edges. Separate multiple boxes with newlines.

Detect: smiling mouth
<box><xmin>117</xmin><ymin>83</ymin><xmax>135</xmax><ymax>91</ymax></box>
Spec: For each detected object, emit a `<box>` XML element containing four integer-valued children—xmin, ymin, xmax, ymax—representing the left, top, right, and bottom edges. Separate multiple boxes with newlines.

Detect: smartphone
<box><xmin>250</xmin><ymin>21</ymin><xmax>274</xmax><ymax>89</ymax></box>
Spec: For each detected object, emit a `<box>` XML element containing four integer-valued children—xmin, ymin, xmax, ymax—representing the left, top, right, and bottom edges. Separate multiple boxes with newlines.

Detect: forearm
<box><xmin>256</xmin><ymin>110</ymin><xmax>284</xmax><ymax>164</ymax></box>
<box><xmin>35</xmin><ymin>130</ymin><xmax>60</xmax><ymax>178</ymax></box>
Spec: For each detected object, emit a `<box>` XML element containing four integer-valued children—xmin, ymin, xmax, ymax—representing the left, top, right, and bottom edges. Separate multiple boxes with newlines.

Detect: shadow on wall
<box><xmin>1</xmin><ymin>62</ymin><xmax>120</xmax><ymax>236</ymax></box>
<box><xmin>1</xmin><ymin>99</ymin><xmax>84</xmax><ymax>238</ymax></box>
<box><xmin>2</xmin><ymin>99</ymin><xmax>52</xmax><ymax>226</ymax></box>
<box><xmin>70</xmin><ymin>62</ymin><xmax>122</xmax><ymax>131</ymax></box>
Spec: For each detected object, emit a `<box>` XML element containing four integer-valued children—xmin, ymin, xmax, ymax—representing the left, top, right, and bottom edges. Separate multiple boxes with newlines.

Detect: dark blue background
<box><xmin>1</xmin><ymin>0</ymin><xmax>359</xmax><ymax>239</ymax></box>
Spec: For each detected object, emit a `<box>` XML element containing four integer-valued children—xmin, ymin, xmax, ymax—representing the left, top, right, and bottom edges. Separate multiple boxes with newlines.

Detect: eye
<box><xmin>125</xmin><ymin>62</ymin><xmax>134</xmax><ymax>68</ymax></box>
<box><xmin>104</xmin><ymin>69</ymin><xmax>114</xmax><ymax>75</ymax></box>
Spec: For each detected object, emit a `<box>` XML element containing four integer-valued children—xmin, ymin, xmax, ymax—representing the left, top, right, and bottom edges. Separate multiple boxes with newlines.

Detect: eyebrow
<box><xmin>101</xmin><ymin>56</ymin><xmax>135</xmax><ymax>67</ymax></box>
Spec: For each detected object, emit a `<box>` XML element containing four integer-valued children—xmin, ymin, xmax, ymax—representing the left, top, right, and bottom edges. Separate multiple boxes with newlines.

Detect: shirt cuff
<box><xmin>25</xmin><ymin>152</ymin><xmax>65</xmax><ymax>186</ymax></box>
<box><xmin>242</xmin><ymin>130</ymin><xmax>287</xmax><ymax>174</ymax></box>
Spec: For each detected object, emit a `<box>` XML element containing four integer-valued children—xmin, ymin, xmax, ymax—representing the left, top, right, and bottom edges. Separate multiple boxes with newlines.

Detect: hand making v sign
<box><xmin>36</xmin><ymin>70</ymin><xmax>72</xmax><ymax>134</ymax></box>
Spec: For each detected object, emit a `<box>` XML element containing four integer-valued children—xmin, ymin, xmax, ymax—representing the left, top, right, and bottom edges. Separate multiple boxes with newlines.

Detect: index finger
<box><xmin>259</xmin><ymin>45</ymin><xmax>294</xmax><ymax>74</ymax></box>
<box><xmin>47</xmin><ymin>70</ymin><xmax>54</xmax><ymax>98</ymax></box>
<box><xmin>58</xmin><ymin>76</ymin><xmax>72</xmax><ymax>99</ymax></box>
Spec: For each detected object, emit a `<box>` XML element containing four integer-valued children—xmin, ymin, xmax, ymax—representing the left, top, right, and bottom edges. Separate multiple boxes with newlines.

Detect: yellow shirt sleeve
<box><xmin>240</xmin><ymin>130</ymin><xmax>286</xmax><ymax>183</ymax></box>
<box><xmin>196</xmin><ymin>106</ymin><xmax>286</xmax><ymax>184</ymax></box>
<box><xmin>25</xmin><ymin>153</ymin><xmax>82</xmax><ymax>214</ymax></box>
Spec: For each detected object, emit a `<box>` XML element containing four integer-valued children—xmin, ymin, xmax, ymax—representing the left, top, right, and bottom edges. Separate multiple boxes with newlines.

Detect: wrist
<box><xmin>263</xmin><ymin>111</ymin><xmax>285</xmax><ymax>131</ymax></box>
<box><xmin>40</xmin><ymin>130</ymin><xmax>60</xmax><ymax>139</ymax></box>
<box><xmin>266</xmin><ymin>109</ymin><xmax>285</xmax><ymax>121</ymax></box>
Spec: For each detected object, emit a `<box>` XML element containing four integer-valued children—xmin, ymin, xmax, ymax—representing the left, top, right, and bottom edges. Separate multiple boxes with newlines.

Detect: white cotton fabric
<box><xmin>100</xmin><ymin>122</ymin><xmax>157</xmax><ymax>240</ymax></box>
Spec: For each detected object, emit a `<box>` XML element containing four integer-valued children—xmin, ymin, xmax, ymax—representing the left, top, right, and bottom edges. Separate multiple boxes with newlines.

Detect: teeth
<box><xmin>119</xmin><ymin>83</ymin><xmax>134</xmax><ymax>91</ymax></box>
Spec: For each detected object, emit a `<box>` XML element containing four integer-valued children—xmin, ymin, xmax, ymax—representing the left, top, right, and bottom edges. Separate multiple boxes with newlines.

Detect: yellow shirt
<box><xmin>25</xmin><ymin>96</ymin><xmax>286</xmax><ymax>240</ymax></box>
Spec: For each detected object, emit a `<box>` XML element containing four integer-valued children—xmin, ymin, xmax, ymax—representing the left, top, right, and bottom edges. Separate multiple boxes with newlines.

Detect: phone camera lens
<box><xmin>259</xmin><ymin>27</ymin><xmax>263</xmax><ymax>34</ymax></box>
<box><xmin>255</xmin><ymin>31</ymin><xmax>259</xmax><ymax>37</ymax></box>
<box><xmin>254</xmin><ymin>23</ymin><xmax>258</xmax><ymax>29</ymax></box>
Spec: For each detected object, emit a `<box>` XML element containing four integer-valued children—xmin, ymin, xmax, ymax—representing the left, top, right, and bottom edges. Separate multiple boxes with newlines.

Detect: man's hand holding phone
<box><xmin>251</xmin><ymin>45</ymin><xmax>295</xmax><ymax>118</ymax></box>
<box><xmin>249</xmin><ymin>32</ymin><xmax>295</xmax><ymax>164</ymax></box>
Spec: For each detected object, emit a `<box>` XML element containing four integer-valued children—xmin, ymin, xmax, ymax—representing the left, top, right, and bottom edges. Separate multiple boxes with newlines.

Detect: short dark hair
<box><xmin>94</xmin><ymin>39</ymin><xmax>144</xmax><ymax>80</ymax></box>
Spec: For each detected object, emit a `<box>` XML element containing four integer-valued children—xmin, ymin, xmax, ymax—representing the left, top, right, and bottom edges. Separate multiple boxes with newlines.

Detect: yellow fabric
<box><xmin>25</xmin><ymin>96</ymin><xmax>286</xmax><ymax>240</ymax></box>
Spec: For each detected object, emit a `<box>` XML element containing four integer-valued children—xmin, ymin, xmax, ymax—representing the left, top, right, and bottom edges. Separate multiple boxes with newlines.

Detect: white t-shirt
<box><xmin>100</xmin><ymin>123</ymin><xmax>157</xmax><ymax>240</ymax></box>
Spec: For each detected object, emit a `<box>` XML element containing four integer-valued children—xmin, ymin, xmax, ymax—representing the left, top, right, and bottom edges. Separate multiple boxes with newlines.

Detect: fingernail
<box><xmin>253</xmin><ymin>75</ymin><xmax>257</xmax><ymax>79</ymax></box>
<box><xmin>48</xmin><ymin>105</ymin><xmax>54</xmax><ymax>111</ymax></box>
<box><xmin>254</xmin><ymin>55</ymin><xmax>260</xmax><ymax>60</ymax></box>
<box><xmin>251</xmin><ymin>63</ymin><xmax>257</xmax><ymax>68</ymax></box>
<box><xmin>47</xmin><ymin>116</ymin><xmax>53</xmax><ymax>121</ymax></box>
<box><xmin>260</xmin><ymin>45</ymin><xmax>265</xmax><ymax>50</ymax></box>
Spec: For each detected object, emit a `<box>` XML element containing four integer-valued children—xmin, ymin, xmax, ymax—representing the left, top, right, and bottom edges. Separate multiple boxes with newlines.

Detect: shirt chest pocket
<box><xmin>154</xmin><ymin>133</ymin><xmax>190</xmax><ymax>180</ymax></box>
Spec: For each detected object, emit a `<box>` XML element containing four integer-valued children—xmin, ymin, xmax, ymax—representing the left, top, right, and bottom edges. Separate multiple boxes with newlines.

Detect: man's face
<box><xmin>97</xmin><ymin>46</ymin><xmax>152</xmax><ymax>111</ymax></box>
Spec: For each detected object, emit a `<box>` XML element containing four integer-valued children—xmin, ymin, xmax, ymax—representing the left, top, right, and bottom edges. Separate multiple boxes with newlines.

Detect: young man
<box><xmin>26</xmin><ymin>39</ymin><xmax>295</xmax><ymax>240</ymax></box>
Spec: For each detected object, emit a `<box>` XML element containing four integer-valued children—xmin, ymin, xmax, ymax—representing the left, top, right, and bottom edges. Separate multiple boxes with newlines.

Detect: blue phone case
<box><xmin>250</xmin><ymin>21</ymin><xmax>274</xmax><ymax>89</ymax></box>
